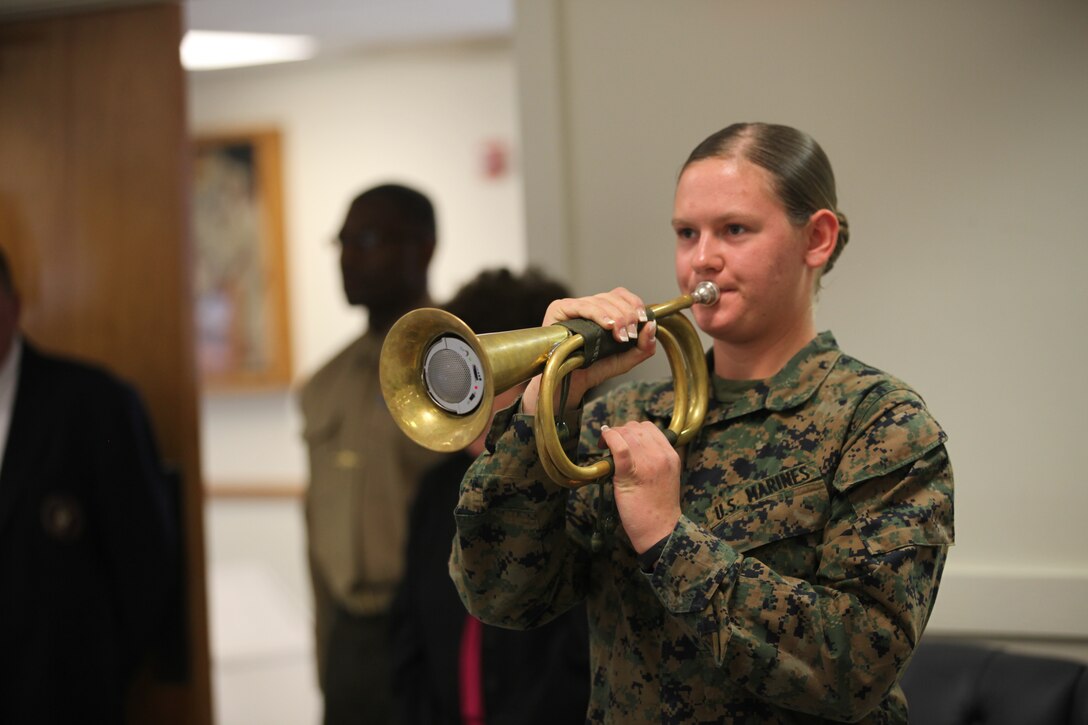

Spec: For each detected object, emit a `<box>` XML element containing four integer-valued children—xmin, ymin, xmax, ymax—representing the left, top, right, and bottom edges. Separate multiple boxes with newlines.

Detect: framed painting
<box><xmin>191</xmin><ymin>129</ymin><xmax>292</xmax><ymax>390</ymax></box>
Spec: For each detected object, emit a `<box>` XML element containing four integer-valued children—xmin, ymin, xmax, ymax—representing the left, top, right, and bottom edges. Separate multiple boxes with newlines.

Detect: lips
<box><xmin>699</xmin><ymin>283</ymin><xmax>736</xmax><ymax>302</ymax></box>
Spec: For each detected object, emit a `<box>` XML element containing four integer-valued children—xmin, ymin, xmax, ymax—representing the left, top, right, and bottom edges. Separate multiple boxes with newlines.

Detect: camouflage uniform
<box><xmin>450</xmin><ymin>332</ymin><xmax>954</xmax><ymax>724</ymax></box>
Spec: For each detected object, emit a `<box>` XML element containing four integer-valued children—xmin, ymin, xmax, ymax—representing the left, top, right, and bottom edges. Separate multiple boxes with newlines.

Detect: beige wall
<box><xmin>516</xmin><ymin>0</ymin><xmax>1088</xmax><ymax>646</ymax></box>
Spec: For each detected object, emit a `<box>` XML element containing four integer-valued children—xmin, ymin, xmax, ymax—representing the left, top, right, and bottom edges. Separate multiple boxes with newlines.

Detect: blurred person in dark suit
<box><xmin>390</xmin><ymin>267</ymin><xmax>591</xmax><ymax>725</ymax></box>
<box><xmin>0</xmin><ymin>245</ymin><xmax>177</xmax><ymax>725</ymax></box>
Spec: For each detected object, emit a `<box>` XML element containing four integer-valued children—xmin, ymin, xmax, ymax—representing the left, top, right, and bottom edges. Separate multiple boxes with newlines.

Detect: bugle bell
<box><xmin>379</xmin><ymin>281</ymin><xmax>719</xmax><ymax>488</ymax></box>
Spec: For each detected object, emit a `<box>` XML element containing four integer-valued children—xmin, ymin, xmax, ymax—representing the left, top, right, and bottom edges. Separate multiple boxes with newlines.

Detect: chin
<box><xmin>693</xmin><ymin>305</ymin><xmax>728</xmax><ymax>331</ymax></box>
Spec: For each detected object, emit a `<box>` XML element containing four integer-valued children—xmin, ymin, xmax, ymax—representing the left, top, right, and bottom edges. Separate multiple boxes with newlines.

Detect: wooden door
<box><xmin>0</xmin><ymin>3</ymin><xmax>212</xmax><ymax>723</ymax></box>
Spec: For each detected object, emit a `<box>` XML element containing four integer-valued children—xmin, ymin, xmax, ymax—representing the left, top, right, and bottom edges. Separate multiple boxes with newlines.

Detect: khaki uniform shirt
<box><xmin>302</xmin><ymin>326</ymin><xmax>446</xmax><ymax>616</ymax></box>
<box><xmin>450</xmin><ymin>332</ymin><xmax>954</xmax><ymax>724</ymax></box>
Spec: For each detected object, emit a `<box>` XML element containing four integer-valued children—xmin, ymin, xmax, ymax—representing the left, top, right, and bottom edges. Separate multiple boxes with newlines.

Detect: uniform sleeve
<box><xmin>449</xmin><ymin>407</ymin><xmax>592</xmax><ymax>630</ymax></box>
<box><xmin>646</xmin><ymin>387</ymin><xmax>954</xmax><ymax>721</ymax></box>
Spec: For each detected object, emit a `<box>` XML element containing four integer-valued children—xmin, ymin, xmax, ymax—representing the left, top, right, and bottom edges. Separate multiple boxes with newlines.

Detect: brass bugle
<box><xmin>379</xmin><ymin>281</ymin><xmax>719</xmax><ymax>487</ymax></box>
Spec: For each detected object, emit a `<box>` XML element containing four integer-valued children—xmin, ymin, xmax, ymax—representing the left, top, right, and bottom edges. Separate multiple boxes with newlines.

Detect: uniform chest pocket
<box><xmin>710</xmin><ymin>480</ymin><xmax>830</xmax><ymax>577</ymax></box>
<box><xmin>302</xmin><ymin>413</ymin><xmax>356</xmax><ymax>506</ymax></box>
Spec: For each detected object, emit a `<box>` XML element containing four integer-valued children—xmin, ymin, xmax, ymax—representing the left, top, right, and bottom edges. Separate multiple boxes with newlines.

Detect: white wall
<box><xmin>516</xmin><ymin>0</ymin><xmax>1088</xmax><ymax>644</ymax></box>
<box><xmin>189</xmin><ymin>40</ymin><xmax>526</xmax><ymax>487</ymax></box>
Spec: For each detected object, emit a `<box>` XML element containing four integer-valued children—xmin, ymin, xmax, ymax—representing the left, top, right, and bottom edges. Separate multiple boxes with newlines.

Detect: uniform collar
<box><xmin>354</xmin><ymin>295</ymin><xmax>434</xmax><ymax>365</ymax></box>
<box><xmin>355</xmin><ymin>326</ymin><xmax>386</xmax><ymax>364</ymax></box>
<box><xmin>646</xmin><ymin>331</ymin><xmax>842</xmax><ymax>424</ymax></box>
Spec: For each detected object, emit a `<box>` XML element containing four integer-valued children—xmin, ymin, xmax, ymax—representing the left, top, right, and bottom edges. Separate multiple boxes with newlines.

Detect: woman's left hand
<box><xmin>600</xmin><ymin>421</ymin><xmax>682</xmax><ymax>554</ymax></box>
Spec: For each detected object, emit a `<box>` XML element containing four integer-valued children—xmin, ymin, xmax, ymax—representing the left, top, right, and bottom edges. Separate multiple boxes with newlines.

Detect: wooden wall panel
<box><xmin>0</xmin><ymin>3</ymin><xmax>212</xmax><ymax>724</ymax></box>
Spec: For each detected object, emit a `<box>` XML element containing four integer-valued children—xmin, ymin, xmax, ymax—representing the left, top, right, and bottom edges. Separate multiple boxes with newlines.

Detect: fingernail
<box><xmin>638</xmin><ymin>309</ymin><xmax>648</xmax><ymax>323</ymax></box>
<box><xmin>627</xmin><ymin>323</ymin><xmax>638</xmax><ymax>339</ymax></box>
<box><xmin>648</xmin><ymin>320</ymin><xmax>657</xmax><ymax>342</ymax></box>
<box><xmin>618</xmin><ymin>327</ymin><xmax>629</xmax><ymax>342</ymax></box>
<box><xmin>601</xmin><ymin>424</ymin><xmax>610</xmax><ymax>431</ymax></box>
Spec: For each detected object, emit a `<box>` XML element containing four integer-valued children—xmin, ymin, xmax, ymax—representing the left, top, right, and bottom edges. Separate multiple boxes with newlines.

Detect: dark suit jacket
<box><xmin>0</xmin><ymin>341</ymin><xmax>177</xmax><ymax>725</ymax></box>
<box><xmin>391</xmin><ymin>453</ymin><xmax>591</xmax><ymax>725</ymax></box>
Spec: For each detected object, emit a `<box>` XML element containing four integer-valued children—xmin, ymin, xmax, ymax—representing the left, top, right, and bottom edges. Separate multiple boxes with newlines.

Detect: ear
<box><xmin>803</xmin><ymin>209</ymin><xmax>839</xmax><ymax>270</ymax></box>
<box><xmin>418</xmin><ymin>235</ymin><xmax>436</xmax><ymax>268</ymax></box>
<box><xmin>403</xmin><ymin>235</ymin><xmax>436</xmax><ymax>275</ymax></box>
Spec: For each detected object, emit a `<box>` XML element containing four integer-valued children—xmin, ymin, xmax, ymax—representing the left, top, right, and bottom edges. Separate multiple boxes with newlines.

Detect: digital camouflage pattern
<box><xmin>450</xmin><ymin>332</ymin><xmax>954</xmax><ymax>723</ymax></box>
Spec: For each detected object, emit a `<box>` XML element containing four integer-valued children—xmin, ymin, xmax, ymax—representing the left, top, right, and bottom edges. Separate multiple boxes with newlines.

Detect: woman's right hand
<box><xmin>521</xmin><ymin>287</ymin><xmax>657</xmax><ymax>416</ymax></box>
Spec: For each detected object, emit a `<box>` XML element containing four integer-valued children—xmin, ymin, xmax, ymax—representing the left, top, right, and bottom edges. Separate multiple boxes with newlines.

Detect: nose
<box><xmin>691</xmin><ymin>232</ymin><xmax>722</xmax><ymax>273</ymax></box>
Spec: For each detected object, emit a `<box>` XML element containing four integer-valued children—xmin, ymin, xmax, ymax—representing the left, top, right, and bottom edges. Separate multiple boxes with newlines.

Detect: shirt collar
<box><xmin>646</xmin><ymin>331</ymin><xmax>841</xmax><ymax>424</ymax></box>
<box><xmin>0</xmin><ymin>333</ymin><xmax>22</xmax><ymax>391</ymax></box>
<box><xmin>354</xmin><ymin>295</ymin><xmax>434</xmax><ymax>366</ymax></box>
<box><xmin>0</xmin><ymin>334</ymin><xmax>24</xmax><ymax>467</ymax></box>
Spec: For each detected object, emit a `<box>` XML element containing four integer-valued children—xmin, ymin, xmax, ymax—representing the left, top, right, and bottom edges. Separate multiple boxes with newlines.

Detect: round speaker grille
<box><xmin>423</xmin><ymin>336</ymin><xmax>485</xmax><ymax>415</ymax></box>
<box><xmin>426</xmin><ymin>348</ymin><xmax>470</xmax><ymax>403</ymax></box>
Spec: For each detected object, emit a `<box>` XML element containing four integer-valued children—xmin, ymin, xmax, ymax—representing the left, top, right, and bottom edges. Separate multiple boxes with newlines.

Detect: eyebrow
<box><xmin>671</xmin><ymin>212</ymin><xmax>752</xmax><ymax>227</ymax></box>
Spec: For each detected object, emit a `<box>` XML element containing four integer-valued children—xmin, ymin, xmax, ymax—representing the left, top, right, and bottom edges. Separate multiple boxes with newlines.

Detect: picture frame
<box><xmin>191</xmin><ymin>128</ymin><xmax>293</xmax><ymax>390</ymax></box>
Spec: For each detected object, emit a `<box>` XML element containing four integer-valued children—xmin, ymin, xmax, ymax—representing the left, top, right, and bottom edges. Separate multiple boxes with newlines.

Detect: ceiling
<box><xmin>0</xmin><ymin>0</ymin><xmax>515</xmax><ymax>59</ymax></box>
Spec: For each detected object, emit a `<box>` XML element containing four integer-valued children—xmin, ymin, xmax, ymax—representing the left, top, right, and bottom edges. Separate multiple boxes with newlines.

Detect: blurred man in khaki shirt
<box><xmin>300</xmin><ymin>184</ymin><xmax>447</xmax><ymax>725</ymax></box>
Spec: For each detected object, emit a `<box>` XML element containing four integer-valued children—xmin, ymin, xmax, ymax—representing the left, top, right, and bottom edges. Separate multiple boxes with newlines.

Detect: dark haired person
<box><xmin>450</xmin><ymin>124</ymin><xmax>954</xmax><ymax>723</ymax></box>
<box><xmin>391</xmin><ymin>267</ymin><xmax>590</xmax><ymax>725</ymax></box>
<box><xmin>300</xmin><ymin>184</ymin><xmax>448</xmax><ymax>725</ymax></box>
<box><xmin>0</xmin><ymin>246</ymin><xmax>176</xmax><ymax>724</ymax></box>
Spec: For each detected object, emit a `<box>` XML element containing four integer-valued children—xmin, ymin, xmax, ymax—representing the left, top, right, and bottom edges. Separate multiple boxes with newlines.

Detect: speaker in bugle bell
<box><xmin>379</xmin><ymin>308</ymin><xmax>570</xmax><ymax>452</ymax></box>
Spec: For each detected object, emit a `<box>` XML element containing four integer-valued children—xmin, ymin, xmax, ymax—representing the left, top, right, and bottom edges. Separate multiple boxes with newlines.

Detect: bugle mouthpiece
<box><xmin>691</xmin><ymin>281</ymin><xmax>719</xmax><ymax>305</ymax></box>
